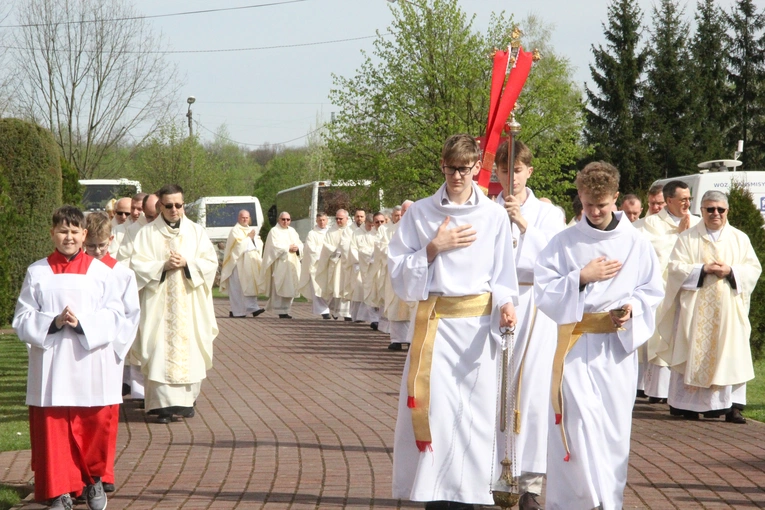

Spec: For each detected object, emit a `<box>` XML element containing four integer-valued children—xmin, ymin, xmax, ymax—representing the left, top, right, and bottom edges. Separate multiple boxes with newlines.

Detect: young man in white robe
<box><xmin>534</xmin><ymin>162</ymin><xmax>664</xmax><ymax>510</ymax></box>
<box><xmin>298</xmin><ymin>212</ymin><xmax>331</xmax><ymax>319</ymax></box>
<box><xmin>220</xmin><ymin>209</ymin><xmax>265</xmax><ymax>318</ymax></box>
<box><xmin>130</xmin><ymin>184</ymin><xmax>219</xmax><ymax>424</ymax></box>
<box><xmin>494</xmin><ymin>140</ymin><xmax>564</xmax><ymax>510</ymax></box>
<box><xmin>389</xmin><ymin>134</ymin><xmax>519</xmax><ymax>509</ymax></box>
<box><xmin>83</xmin><ymin>212</ymin><xmax>141</xmax><ymax>495</ymax></box>
<box><xmin>315</xmin><ymin>209</ymin><xmax>353</xmax><ymax>320</ymax></box>
<box><xmin>637</xmin><ymin>181</ymin><xmax>699</xmax><ymax>405</ymax></box>
<box><xmin>263</xmin><ymin>211</ymin><xmax>303</xmax><ymax>318</ymax></box>
<box><xmin>13</xmin><ymin>206</ymin><xmax>129</xmax><ymax>510</ymax></box>
<box><xmin>657</xmin><ymin>190</ymin><xmax>761</xmax><ymax>423</ymax></box>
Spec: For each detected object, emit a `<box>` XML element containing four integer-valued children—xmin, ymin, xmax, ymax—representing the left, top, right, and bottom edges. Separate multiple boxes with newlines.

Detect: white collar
<box><xmin>440</xmin><ymin>185</ymin><xmax>477</xmax><ymax>206</ymax></box>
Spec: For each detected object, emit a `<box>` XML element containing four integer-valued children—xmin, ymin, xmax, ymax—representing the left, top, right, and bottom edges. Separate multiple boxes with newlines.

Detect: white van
<box><xmin>79</xmin><ymin>178</ymin><xmax>142</xmax><ymax>211</ymax></box>
<box><xmin>651</xmin><ymin>167</ymin><xmax>765</xmax><ymax>219</ymax></box>
<box><xmin>185</xmin><ymin>196</ymin><xmax>264</xmax><ymax>244</ymax></box>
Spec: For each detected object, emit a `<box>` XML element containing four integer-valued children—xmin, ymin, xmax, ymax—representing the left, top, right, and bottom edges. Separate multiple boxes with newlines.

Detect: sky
<box><xmin>22</xmin><ymin>0</ymin><xmax>744</xmax><ymax>149</ymax></box>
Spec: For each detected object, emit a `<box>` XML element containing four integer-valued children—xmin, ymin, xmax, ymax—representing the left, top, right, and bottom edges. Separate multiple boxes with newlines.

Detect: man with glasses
<box><xmin>315</xmin><ymin>209</ymin><xmax>353</xmax><ymax>320</ymax></box>
<box><xmin>657</xmin><ymin>190</ymin><xmax>761</xmax><ymax>424</ymax></box>
<box><xmin>638</xmin><ymin>181</ymin><xmax>700</xmax><ymax>406</ymax></box>
<box><xmin>220</xmin><ymin>210</ymin><xmax>266</xmax><ymax>318</ymax></box>
<box><xmin>108</xmin><ymin>197</ymin><xmax>133</xmax><ymax>256</ymax></box>
<box><xmin>389</xmin><ymin>134</ymin><xmax>519</xmax><ymax>509</ymax></box>
<box><xmin>130</xmin><ymin>184</ymin><xmax>219</xmax><ymax>424</ymax></box>
<box><xmin>263</xmin><ymin>212</ymin><xmax>302</xmax><ymax>319</ymax></box>
<box><xmin>299</xmin><ymin>212</ymin><xmax>331</xmax><ymax>319</ymax></box>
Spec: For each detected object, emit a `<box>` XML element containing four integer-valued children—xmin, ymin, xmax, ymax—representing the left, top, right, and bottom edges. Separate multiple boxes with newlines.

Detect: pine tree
<box><xmin>644</xmin><ymin>0</ymin><xmax>696</xmax><ymax>179</ymax></box>
<box><xmin>725</xmin><ymin>0</ymin><xmax>765</xmax><ymax>168</ymax></box>
<box><xmin>585</xmin><ymin>0</ymin><xmax>649</xmax><ymax>193</ymax></box>
<box><xmin>689</xmin><ymin>0</ymin><xmax>729</xmax><ymax>162</ymax></box>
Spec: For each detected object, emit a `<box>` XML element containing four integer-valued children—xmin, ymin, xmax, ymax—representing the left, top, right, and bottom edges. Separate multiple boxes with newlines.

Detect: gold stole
<box><xmin>407</xmin><ymin>293</ymin><xmax>492</xmax><ymax>452</ymax></box>
<box><xmin>165</xmin><ymin>234</ymin><xmax>191</xmax><ymax>384</ymax></box>
<box><xmin>688</xmin><ymin>240</ymin><xmax>724</xmax><ymax>387</ymax></box>
<box><xmin>551</xmin><ymin>312</ymin><xmax>619</xmax><ymax>461</ymax></box>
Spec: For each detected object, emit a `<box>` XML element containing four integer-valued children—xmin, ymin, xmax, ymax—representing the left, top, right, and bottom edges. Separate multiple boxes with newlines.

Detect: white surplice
<box><xmin>298</xmin><ymin>225</ymin><xmax>330</xmax><ymax>315</ymax></box>
<box><xmin>534</xmin><ymin>212</ymin><xmax>664</xmax><ymax>510</ymax></box>
<box><xmin>315</xmin><ymin>223</ymin><xmax>353</xmax><ymax>318</ymax></box>
<box><xmin>109</xmin><ymin>222</ymin><xmax>128</xmax><ymax>257</ymax></box>
<box><xmin>130</xmin><ymin>217</ymin><xmax>219</xmax><ymax>410</ymax></box>
<box><xmin>497</xmin><ymin>189</ymin><xmax>564</xmax><ymax>486</ymax></box>
<box><xmin>116</xmin><ymin>216</ymin><xmax>148</xmax><ymax>265</ymax></box>
<box><xmin>389</xmin><ymin>182</ymin><xmax>518</xmax><ymax>505</ymax></box>
<box><xmin>263</xmin><ymin>225</ymin><xmax>302</xmax><ymax>314</ymax></box>
<box><xmin>638</xmin><ymin>209</ymin><xmax>701</xmax><ymax>398</ymax></box>
<box><xmin>220</xmin><ymin>224</ymin><xmax>264</xmax><ymax>316</ymax></box>
<box><xmin>380</xmin><ymin>222</ymin><xmax>414</xmax><ymax>342</ymax></box>
<box><xmin>657</xmin><ymin>222</ymin><xmax>761</xmax><ymax>412</ymax></box>
<box><xmin>13</xmin><ymin>254</ymin><xmax>129</xmax><ymax>407</ymax></box>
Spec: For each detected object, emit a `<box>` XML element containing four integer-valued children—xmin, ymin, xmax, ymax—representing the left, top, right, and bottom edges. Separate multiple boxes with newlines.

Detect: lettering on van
<box><xmin>714</xmin><ymin>181</ymin><xmax>765</xmax><ymax>189</ymax></box>
<box><xmin>761</xmin><ymin>197</ymin><xmax>765</xmax><ymax>212</ymax></box>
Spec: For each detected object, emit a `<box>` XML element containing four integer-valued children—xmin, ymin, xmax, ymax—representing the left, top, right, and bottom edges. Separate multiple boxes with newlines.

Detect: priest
<box><xmin>263</xmin><ymin>211</ymin><xmax>303</xmax><ymax>319</ymax></box>
<box><xmin>315</xmin><ymin>209</ymin><xmax>353</xmax><ymax>320</ymax></box>
<box><xmin>657</xmin><ymin>190</ymin><xmax>761</xmax><ymax>423</ymax></box>
<box><xmin>220</xmin><ymin>209</ymin><xmax>265</xmax><ymax>318</ymax></box>
<box><xmin>298</xmin><ymin>212</ymin><xmax>331</xmax><ymax>319</ymax></box>
<box><xmin>130</xmin><ymin>184</ymin><xmax>219</xmax><ymax>424</ymax></box>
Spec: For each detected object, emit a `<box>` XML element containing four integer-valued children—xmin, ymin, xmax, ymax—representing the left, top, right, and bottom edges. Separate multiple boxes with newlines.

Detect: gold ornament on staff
<box><xmin>493</xmin><ymin>325</ymin><xmax>519</xmax><ymax>508</ymax></box>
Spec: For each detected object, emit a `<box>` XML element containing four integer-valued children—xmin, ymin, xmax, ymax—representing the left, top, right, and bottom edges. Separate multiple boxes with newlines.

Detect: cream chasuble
<box><xmin>657</xmin><ymin>222</ymin><xmax>761</xmax><ymax>388</ymax></box>
<box><xmin>130</xmin><ymin>218</ymin><xmax>219</xmax><ymax>391</ymax></box>
<box><xmin>262</xmin><ymin>225</ymin><xmax>302</xmax><ymax>299</ymax></box>
<box><xmin>220</xmin><ymin>223</ymin><xmax>264</xmax><ymax>297</ymax></box>
<box><xmin>116</xmin><ymin>216</ymin><xmax>148</xmax><ymax>265</ymax></box>
<box><xmin>315</xmin><ymin>224</ymin><xmax>353</xmax><ymax>301</ymax></box>
<box><xmin>298</xmin><ymin>226</ymin><xmax>327</xmax><ymax>298</ymax></box>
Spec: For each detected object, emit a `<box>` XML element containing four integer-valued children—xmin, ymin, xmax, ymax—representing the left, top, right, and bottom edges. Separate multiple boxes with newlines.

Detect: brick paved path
<box><xmin>3</xmin><ymin>300</ymin><xmax>765</xmax><ymax>509</ymax></box>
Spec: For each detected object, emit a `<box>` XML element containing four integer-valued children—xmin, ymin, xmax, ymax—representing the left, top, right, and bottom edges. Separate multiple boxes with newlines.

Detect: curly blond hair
<box><xmin>575</xmin><ymin>161</ymin><xmax>620</xmax><ymax>197</ymax></box>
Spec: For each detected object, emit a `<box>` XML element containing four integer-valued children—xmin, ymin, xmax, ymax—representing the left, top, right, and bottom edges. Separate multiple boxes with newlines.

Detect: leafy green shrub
<box><xmin>727</xmin><ymin>181</ymin><xmax>765</xmax><ymax>360</ymax></box>
<box><xmin>61</xmin><ymin>157</ymin><xmax>83</xmax><ymax>206</ymax></box>
<box><xmin>0</xmin><ymin>119</ymin><xmax>62</xmax><ymax>323</ymax></box>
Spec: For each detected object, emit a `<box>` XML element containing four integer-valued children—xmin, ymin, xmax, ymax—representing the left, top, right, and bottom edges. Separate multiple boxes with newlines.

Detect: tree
<box><xmin>12</xmin><ymin>0</ymin><xmax>180</xmax><ymax>179</ymax></box>
<box><xmin>725</xmin><ymin>0</ymin><xmax>765</xmax><ymax>168</ymax></box>
<box><xmin>328</xmin><ymin>1</ymin><xmax>586</xmax><ymax>206</ymax></box>
<box><xmin>689</xmin><ymin>0</ymin><xmax>730</xmax><ymax>162</ymax></box>
<box><xmin>644</xmin><ymin>0</ymin><xmax>696</xmax><ymax>179</ymax></box>
<box><xmin>585</xmin><ymin>0</ymin><xmax>649</xmax><ymax>193</ymax></box>
<box><xmin>206</xmin><ymin>124</ymin><xmax>264</xmax><ymax>196</ymax></box>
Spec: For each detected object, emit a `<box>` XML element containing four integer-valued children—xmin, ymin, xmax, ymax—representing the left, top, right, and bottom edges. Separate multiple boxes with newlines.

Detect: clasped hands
<box><xmin>703</xmin><ymin>261</ymin><xmax>731</xmax><ymax>279</ymax></box>
<box><xmin>55</xmin><ymin>305</ymin><xmax>79</xmax><ymax>329</ymax></box>
<box><xmin>164</xmin><ymin>250</ymin><xmax>187</xmax><ymax>270</ymax></box>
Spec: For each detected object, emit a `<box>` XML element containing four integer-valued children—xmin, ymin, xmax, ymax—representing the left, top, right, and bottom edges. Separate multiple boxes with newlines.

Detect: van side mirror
<box><xmin>267</xmin><ymin>204</ymin><xmax>278</xmax><ymax>227</ymax></box>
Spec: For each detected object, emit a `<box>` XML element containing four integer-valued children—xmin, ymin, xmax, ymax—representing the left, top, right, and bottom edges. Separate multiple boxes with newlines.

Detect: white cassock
<box><xmin>657</xmin><ymin>222</ymin><xmax>761</xmax><ymax>412</ymax></box>
<box><xmin>389</xmin><ymin>183</ymin><xmax>518</xmax><ymax>505</ymax></box>
<box><xmin>371</xmin><ymin>224</ymin><xmax>391</xmax><ymax>333</ymax></box>
<box><xmin>380</xmin><ymin>222</ymin><xmax>414</xmax><ymax>343</ymax></box>
<box><xmin>496</xmin><ymin>189</ymin><xmax>564</xmax><ymax>491</ymax></box>
<box><xmin>263</xmin><ymin>224</ymin><xmax>303</xmax><ymax>314</ymax></box>
<box><xmin>534</xmin><ymin>212</ymin><xmax>663</xmax><ymax>510</ymax></box>
<box><xmin>220</xmin><ymin>223</ymin><xmax>265</xmax><ymax>317</ymax></box>
<box><xmin>116</xmin><ymin>216</ymin><xmax>148</xmax><ymax>265</ymax></box>
<box><xmin>638</xmin><ymin>209</ymin><xmax>701</xmax><ymax>398</ymax></box>
<box><xmin>13</xmin><ymin>252</ymin><xmax>130</xmax><ymax>407</ymax></box>
<box><xmin>351</xmin><ymin>227</ymin><xmax>378</xmax><ymax>322</ymax></box>
<box><xmin>109</xmin><ymin>222</ymin><xmax>128</xmax><ymax>257</ymax></box>
<box><xmin>315</xmin><ymin>224</ymin><xmax>353</xmax><ymax>318</ymax></box>
<box><xmin>347</xmin><ymin>225</ymin><xmax>368</xmax><ymax>320</ymax></box>
<box><xmin>298</xmin><ymin>225</ymin><xmax>330</xmax><ymax>316</ymax></box>
<box><xmin>130</xmin><ymin>217</ymin><xmax>219</xmax><ymax>411</ymax></box>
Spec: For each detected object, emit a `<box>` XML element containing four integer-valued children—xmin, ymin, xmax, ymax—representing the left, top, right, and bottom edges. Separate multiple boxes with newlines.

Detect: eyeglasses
<box><xmin>115</xmin><ymin>211</ymin><xmax>130</xmax><ymax>217</ymax></box>
<box><xmin>442</xmin><ymin>163</ymin><xmax>476</xmax><ymax>176</ymax></box>
<box><xmin>704</xmin><ymin>207</ymin><xmax>727</xmax><ymax>214</ymax></box>
<box><xmin>335</xmin><ymin>217</ymin><xmax>347</xmax><ymax>221</ymax></box>
<box><xmin>674</xmin><ymin>197</ymin><xmax>692</xmax><ymax>204</ymax></box>
<box><xmin>280</xmin><ymin>218</ymin><xmax>291</xmax><ymax>222</ymax></box>
<box><xmin>84</xmin><ymin>242</ymin><xmax>109</xmax><ymax>252</ymax></box>
<box><xmin>162</xmin><ymin>203</ymin><xmax>184</xmax><ymax>209</ymax></box>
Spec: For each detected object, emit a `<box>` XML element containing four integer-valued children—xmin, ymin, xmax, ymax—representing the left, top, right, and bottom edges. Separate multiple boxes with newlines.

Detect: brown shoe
<box><xmin>726</xmin><ymin>408</ymin><xmax>746</xmax><ymax>424</ymax></box>
<box><xmin>519</xmin><ymin>492</ymin><xmax>543</xmax><ymax>510</ymax></box>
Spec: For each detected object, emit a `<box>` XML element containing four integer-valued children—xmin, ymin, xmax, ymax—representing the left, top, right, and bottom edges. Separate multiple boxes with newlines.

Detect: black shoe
<box><xmin>122</xmin><ymin>383</ymin><xmax>131</xmax><ymax>396</ymax></box>
<box><xmin>648</xmin><ymin>396</ymin><xmax>663</xmax><ymax>404</ymax></box>
<box><xmin>322</xmin><ymin>313</ymin><xmax>331</xmax><ymax>320</ymax></box>
<box><xmin>703</xmin><ymin>409</ymin><xmax>725</xmax><ymax>419</ymax></box>
<box><xmin>332</xmin><ymin>315</ymin><xmax>338</xmax><ymax>320</ymax></box>
<box><xmin>636</xmin><ymin>389</ymin><xmax>647</xmax><ymax>399</ymax></box>
<box><xmin>669</xmin><ymin>405</ymin><xmax>683</xmax><ymax>416</ymax></box>
<box><xmin>519</xmin><ymin>491</ymin><xmax>543</xmax><ymax>510</ymax></box>
<box><xmin>229</xmin><ymin>311</ymin><xmax>234</xmax><ymax>317</ymax></box>
<box><xmin>253</xmin><ymin>308</ymin><xmax>266</xmax><ymax>317</ymax></box>
<box><xmin>424</xmin><ymin>502</ymin><xmax>475</xmax><ymax>510</ymax></box>
<box><xmin>103</xmin><ymin>482</ymin><xmax>115</xmax><ymax>493</ymax></box>
<box><xmin>171</xmin><ymin>406</ymin><xmax>195</xmax><ymax>418</ymax></box>
<box><xmin>682</xmin><ymin>410</ymin><xmax>700</xmax><ymax>420</ymax></box>
<box><xmin>136</xmin><ymin>399</ymin><xmax>145</xmax><ymax>409</ymax></box>
<box><xmin>726</xmin><ymin>408</ymin><xmax>747</xmax><ymax>424</ymax></box>
<box><xmin>229</xmin><ymin>312</ymin><xmax>246</xmax><ymax>318</ymax></box>
<box><xmin>370</xmin><ymin>322</ymin><xmax>379</xmax><ymax>331</ymax></box>
<box><xmin>388</xmin><ymin>343</ymin><xmax>402</xmax><ymax>351</ymax></box>
<box><xmin>156</xmin><ymin>410</ymin><xmax>173</xmax><ymax>424</ymax></box>
<box><xmin>278</xmin><ymin>314</ymin><xmax>293</xmax><ymax>319</ymax></box>
<box><xmin>344</xmin><ymin>317</ymin><xmax>352</xmax><ymax>322</ymax></box>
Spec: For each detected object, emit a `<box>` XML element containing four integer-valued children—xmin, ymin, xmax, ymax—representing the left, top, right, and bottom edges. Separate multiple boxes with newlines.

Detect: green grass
<box><xmin>743</xmin><ymin>358</ymin><xmax>765</xmax><ymax>423</ymax></box>
<box><xmin>0</xmin><ymin>334</ymin><xmax>29</xmax><ymax>453</ymax></box>
<box><xmin>0</xmin><ymin>485</ymin><xmax>23</xmax><ymax>509</ymax></box>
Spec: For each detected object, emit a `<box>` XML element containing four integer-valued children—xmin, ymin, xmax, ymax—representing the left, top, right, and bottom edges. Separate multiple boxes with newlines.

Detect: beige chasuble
<box><xmin>315</xmin><ymin>224</ymin><xmax>353</xmax><ymax>301</ymax></box>
<box><xmin>220</xmin><ymin>223</ymin><xmax>264</xmax><ymax>297</ymax></box>
<box><xmin>262</xmin><ymin>225</ymin><xmax>303</xmax><ymax>299</ymax></box>
<box><xmin>298</xmin><ymin>226</ymin><xmax>327</xmax><ymax>297</ymax></box>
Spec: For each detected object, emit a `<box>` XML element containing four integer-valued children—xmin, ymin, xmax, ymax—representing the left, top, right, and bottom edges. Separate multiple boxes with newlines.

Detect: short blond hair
<box><xmin>576</xmin><ymin>161</ymin><xmax>620</xmax><ymax>197</ymax></box>
<box><xmin>441</xmin><ymin>134</ymin><xmax>481</xmax><ymax>166</ymax></box>
<box><xmin>85</xmin><ymin>212</ymin><xmax>112</xmax><ymax>242</ymax></box>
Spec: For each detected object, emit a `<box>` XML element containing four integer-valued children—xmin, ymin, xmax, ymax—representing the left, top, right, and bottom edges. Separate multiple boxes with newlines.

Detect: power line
<box><xmin>200</xmin><ymin>101</ymin><xmax>330</xmax><ymax>105</ymax></box>
<box><xmin>195</xmin><ymin>120</ymin><xmax>323</xmax><ymax>148</ymax></box>
<box><xmin>0</xmin><ymin>0</ymin><xmax>308</xmax><ymax>29</ymax></box>
<box><xmin>0</xmin><ymin>33</ymin><xmax>387</xmax><ymax>54</ymax></box>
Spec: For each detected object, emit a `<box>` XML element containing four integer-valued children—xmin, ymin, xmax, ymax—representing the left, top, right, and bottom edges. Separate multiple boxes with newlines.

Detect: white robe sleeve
<box><xmin>113</xmin><ymin>268</ymin><xmax>140</xmax><ymax>361</ymax></box>
<box><xmin>388</xmin><ymin>208</ymin><xmax>432</xmax><ymax>302</ymax></box>
<box><xmin>12</xmin><ymin>270</ymin><xmax>58</xmax><ymax>349</ymax></box>
<box><xmin>185</xmin><ymin>231</ymin><xmax>219</xmax><ymax>290</ymax></box>
<box><xmin>728</xmin><ymin>235</ymin><xmax>762</xmax><ymax>295</ymax></box>
<box><xmin>491</xmin><ymin>212</ymin><xmax>519</xmax><ymax>309</ymax></box>
<box><xmin>534</xmin><ymin>236</ymin><xmax>587</xmax><ymax>324</ymax></box>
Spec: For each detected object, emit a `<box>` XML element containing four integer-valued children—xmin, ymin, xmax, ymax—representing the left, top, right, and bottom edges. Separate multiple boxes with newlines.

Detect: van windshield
<box><xmin>82</xmin><ymin>184</ymin><xmax>138</xmax><ymax>211</ymax></box>
<box><xmin>205</xmin><ymin>203</ymin><xmax>258</xmax><ymax>227</ymax></box>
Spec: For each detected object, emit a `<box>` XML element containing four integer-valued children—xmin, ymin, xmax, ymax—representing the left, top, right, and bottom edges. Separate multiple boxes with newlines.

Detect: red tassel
<box><xmin>564</xmin><ymin>453</ymin><xmax>570</xmax><ymax>462</ymax></box>
<box><xmin>407</xmin><ymin>396</ymin><xmax>415</xmax><ymax>408</ymax></box>
<box><xmin>555</xmin><ymin>413</ymin><xmax>562</xmax><ymax>425</ymax></box>
<box><xmin>416</xmin><ymin>440</ymin><xmax>433</xmax><ymax>452</ymax></box>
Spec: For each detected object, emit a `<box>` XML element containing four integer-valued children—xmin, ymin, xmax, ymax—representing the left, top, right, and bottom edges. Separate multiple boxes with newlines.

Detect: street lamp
<box><xmin>186</xmin><ymin>96</ymin><xmax>195</xmax><ymax>137</ymax></box>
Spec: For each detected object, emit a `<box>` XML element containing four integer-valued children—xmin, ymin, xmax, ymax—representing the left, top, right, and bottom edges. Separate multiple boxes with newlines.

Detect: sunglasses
<box><xmin>704</xmin><ymin>207</ymin><xmax>727</xmax><ymax>214</ymax></box>
<box><xmin>162</xmin><ymin>203</ymin><xmax>184</xmax><ymax>209</ymax></box>
<box><xmin>280</xmin><ymin>218</ymin><xmax>291</xmax><ymax>222</ymax></box>
<box><xmin>115</xmin><ymin>211</ymin><xmax>130</xmax><ymax>217</ymax></box>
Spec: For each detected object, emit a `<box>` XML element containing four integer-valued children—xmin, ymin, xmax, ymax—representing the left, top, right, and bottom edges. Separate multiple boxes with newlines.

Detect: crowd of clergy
<box><xmin>11</xmin><ymin>132</ymin><xmax>761</xmax><ymax>510</ymax></box>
